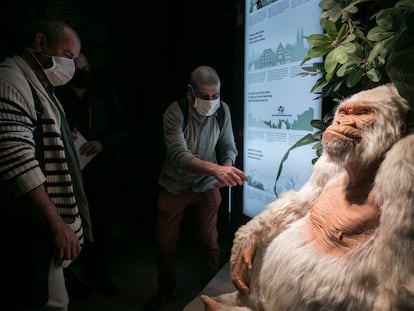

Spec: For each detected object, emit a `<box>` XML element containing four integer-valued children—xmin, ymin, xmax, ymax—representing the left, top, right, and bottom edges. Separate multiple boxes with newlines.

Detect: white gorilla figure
<box><xmin>201</xmin><ymin>83</ymin><xmax>414</xmax><ymax>311</ymax></box>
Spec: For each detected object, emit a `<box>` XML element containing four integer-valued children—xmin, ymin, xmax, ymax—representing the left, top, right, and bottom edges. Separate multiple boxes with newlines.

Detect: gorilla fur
<box><xmin>203</xmin><ymin>84</ymin><xmax>414</xmax><ymax>311</ymax></box>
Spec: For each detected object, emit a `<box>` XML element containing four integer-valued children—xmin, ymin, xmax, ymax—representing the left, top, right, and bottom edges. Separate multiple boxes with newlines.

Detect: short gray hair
<box><xmin>190</xmin><ymin>65</ymin><xmax>221</xmax><ymax>88</ymax></box>
<box><xmin>26</xmin><ymin>18</ymin><xmax>76</xmax><ymax>48</ymax></box>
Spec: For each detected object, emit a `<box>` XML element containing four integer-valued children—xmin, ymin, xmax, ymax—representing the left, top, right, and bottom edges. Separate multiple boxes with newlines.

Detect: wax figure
<box><xmin>201</xmin><ymin>83</ymin><xmax>414</xmax><ymax>311</ymax></box>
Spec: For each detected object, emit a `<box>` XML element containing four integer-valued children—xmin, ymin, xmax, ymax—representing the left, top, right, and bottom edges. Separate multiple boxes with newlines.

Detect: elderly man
<box><xmin>0</xmin><ymin>18</ymin><xmax>92</xmax><ymax>311</ymax></box>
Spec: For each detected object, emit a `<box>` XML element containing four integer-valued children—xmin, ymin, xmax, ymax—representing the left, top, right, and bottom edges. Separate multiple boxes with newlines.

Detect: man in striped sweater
<box><xmin>0</xmin><ymin>18</ymin><xmax>92</xmax><ymax>311</ymax></box>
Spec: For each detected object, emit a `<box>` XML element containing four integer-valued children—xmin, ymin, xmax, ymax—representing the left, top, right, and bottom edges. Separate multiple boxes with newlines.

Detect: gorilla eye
<box><xmin>361</xmin><ymin>108</ymin><xmax>374</xmax><ymax>115</ymax></box>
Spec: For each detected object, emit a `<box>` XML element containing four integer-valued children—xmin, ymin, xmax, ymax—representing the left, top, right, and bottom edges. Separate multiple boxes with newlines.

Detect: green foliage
<box><xmin>274</xmin><ymin>0</ymin><xmax>414</xmax><ymax>194</ymax></box>
<box><xmin>273</xmin><ymin>108</ymin><xmax>335</xmax><ymax>197</ymax></box>
<box><xmin>301</xmin><ymin>0</ymin><xmax>414</xmax><ymax>97</ymax></box>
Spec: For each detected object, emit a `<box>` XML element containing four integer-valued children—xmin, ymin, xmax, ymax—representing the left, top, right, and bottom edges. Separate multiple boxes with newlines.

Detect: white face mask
<box><xmin>193</xmin><ymin>97</ymin><xmax>220</xmax><ymax>116</ymax></box>
<box><xmin>42</xmin><ymin>55</ymin><xmax>75</xmax><ymax>86</ymax></box>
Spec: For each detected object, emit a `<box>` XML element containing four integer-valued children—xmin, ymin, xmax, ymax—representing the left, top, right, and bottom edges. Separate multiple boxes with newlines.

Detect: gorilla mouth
<box><xmin>324</xmin><ymin>126</ymin><xmax>362</xmax><ymax>141</ymax></box>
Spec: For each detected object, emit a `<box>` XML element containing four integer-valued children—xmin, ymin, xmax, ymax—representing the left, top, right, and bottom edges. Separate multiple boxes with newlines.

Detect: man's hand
<box><xmin>231</xmin><ymin>240</ymin><xmax>257</xmax><ymax>295</ymax></box>
<box><xmin>189</xmin><ymin>157</ymin><xmax>248</xmax><ymax>187</ymax></box>
<box><xmin>25</xmin><ymin>185</ymin><xmax>82</xmax><ymax>265</ymax></box>
<box><xmin>71</xmin><ymin>127</ymin><xmax>78</xmax><ymax>140</ymax></box>
<box><xmin>214</xmin><ymin>165</ymin><xmax>248</xmax><ymax>188</ymax></box>
<box><xmin>51</xmin><ymin>222</ymin><xmax>81</xmax><ymax>262</ymax></box>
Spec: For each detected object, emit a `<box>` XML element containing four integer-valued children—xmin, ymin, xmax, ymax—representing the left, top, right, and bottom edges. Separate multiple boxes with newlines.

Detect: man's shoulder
<box><xmin>0</xmin><ymin>56</ymin><xmax>34</xmax><ymax>101</ymax></box>
<box><xmin>0</xmin><ymin>56</ymin><xmax>23</xmax><ymax>79</ymax></box>
<box><xmin>0</xmin><ymin>56</ymin><xmax>19</xmax><ymax>67</ymax></box>
<box><xmin>219</xmin><ymin>100</ymin><xmax>230</xmax><ymax>112</ymax></box>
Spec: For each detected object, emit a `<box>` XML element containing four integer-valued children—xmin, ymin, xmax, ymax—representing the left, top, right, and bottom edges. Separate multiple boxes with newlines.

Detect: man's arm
<box><xmin>24</xmin><ymin>185</ymin><xmax>81</xmax><ymax>262</ymax></box>
<box><xmin>0</xmin><ymin>71</ymin><xmax>80</xmax><ymax>262</ymax></box>
<box><xmin>188</xmin><ymin>156</ymin><xmax>247</xmax><ymax>187</ymax></box>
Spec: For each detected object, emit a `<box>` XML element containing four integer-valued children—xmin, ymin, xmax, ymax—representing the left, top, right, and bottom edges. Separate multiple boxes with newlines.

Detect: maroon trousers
<box><xmin>155</xmin><ymin>187</ymin><xmax>222</xmax><ymax>291</ymax></box>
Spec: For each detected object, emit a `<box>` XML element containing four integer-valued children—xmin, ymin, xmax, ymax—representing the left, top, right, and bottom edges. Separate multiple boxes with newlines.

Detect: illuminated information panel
<box><xmin>243</xmin><ymin>0</ymin><xmax>323</xmax><ymax>217</ymax></box>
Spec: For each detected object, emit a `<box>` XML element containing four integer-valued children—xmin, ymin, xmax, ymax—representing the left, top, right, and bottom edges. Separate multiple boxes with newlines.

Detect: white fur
<box><xmin>208</xmin><ymin>84</ymin><xmax>414</xmax><ymax>311</ymax></box>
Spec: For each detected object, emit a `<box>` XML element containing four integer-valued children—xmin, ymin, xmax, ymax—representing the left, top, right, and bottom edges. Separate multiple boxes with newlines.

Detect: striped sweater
<box><xmin>0</xmin><ymin>55</ymin><xmax>85</xmax><ymax>242</ymax></box>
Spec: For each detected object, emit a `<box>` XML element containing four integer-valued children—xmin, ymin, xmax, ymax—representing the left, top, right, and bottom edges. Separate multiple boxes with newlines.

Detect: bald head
<box><xmin>190</xmin><ymin>66</ymin><xmax>221</xmax><ymax>89</ymax></box>
<box><xmin>29</xmin><ymin>18</ymin><xmax>81</xmax><ymax>59</ymax></box>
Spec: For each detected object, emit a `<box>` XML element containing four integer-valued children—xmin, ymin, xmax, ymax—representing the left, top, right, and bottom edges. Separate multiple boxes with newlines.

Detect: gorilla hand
<box><xmin>201</xmin><ymin>295</ymin><xmax>224</xmax><ymax>311</ymax></box>
<box><xmin>231</xmin><ymin>239</ymin><xmax>257</xmax><ymax>295</ymax></box>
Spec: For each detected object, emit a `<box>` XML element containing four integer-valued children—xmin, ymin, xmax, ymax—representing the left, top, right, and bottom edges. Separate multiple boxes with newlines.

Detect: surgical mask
<box><xmin>193</xmin><ymin>97</ymin><xmax>221</xmax><ymax>116</ymax></box>
<box><xmin>70</xmin><ymin>69</ymin><xmax>91</xmax><ymax>89</ymax></box>
<box><xmin>42</xmin><ymin>54</ymin><xmax>75</xmax><ymax>86</ymax></box>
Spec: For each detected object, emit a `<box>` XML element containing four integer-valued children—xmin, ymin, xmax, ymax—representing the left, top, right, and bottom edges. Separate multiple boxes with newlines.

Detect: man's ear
<box><xmin>32</xmin><ymin>33</ymin><xmax>46</xmax><ymax>53</ymax></box>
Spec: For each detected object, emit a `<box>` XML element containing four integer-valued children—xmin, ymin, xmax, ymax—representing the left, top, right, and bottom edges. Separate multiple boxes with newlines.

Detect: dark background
<box><xmin>0</xmin><ymin>0</ymin><xmax>244</xmax><ymax>123</ymax></box>
<box><xmin>0</xmin><ymin>0</ymin><xmax>247</xmax><ymax>238</ymax></box>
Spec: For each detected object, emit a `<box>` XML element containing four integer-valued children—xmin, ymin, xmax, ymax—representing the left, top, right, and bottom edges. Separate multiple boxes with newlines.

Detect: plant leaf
<box><xmin>367</xmin><ymin>26</ymin><xmax>394</xmax><ymax>41</ymax></box>
<box><xmin>368</xmin><ymin>37</ymin><xmax>393</xmax><ymax>62</ymax></box>
<box><xmin>324</xmin><ymin>49</ymin><xmax>339</xmax><ymax>73</ymax></box>
<box><xmin>336</xmin><ymin>63</ymin><xmax>348</xmax><ymax>77</ymax></box>
<box><xmin>338</xmin><ymin>42</ymin><xmax>357</xmax><ymax>53</ymax></box>
<box><xmin>346</xmin><ymin>68</ymin><xmax>363</xmax><ymax>87</ymax></box>
<box><xmin>376</xmin><ymin>12</ymin><xmax>396</xmax><ymax>29</ymax></box>
<box><xmin>307</xmin><ymin>34</ymin><xmax>332</xmax><ymax>47</ymax></box>
<box><xmin>301</xmin><ymin>66</ymin><xmax>318</xmax><ymax>72</ymax></box>
<box><xmin>274</xmin><ymin>133</ymin><xmax>318</xmax><ymax>196</ymax></box>
<box><xmin>343</xmin><ymin>33</ymin><xmax>356</xmax><ymax>43</ymax></box>
<box><xmin>319</xmin><ymin>0</ymin><xmax>338</xmax><ymax>10</ymax></box>
<box><xmin>366</xmin><ymin>68</ymin><xmax>381</xmax><ymax>82</ymax></box>
<box><xmin>308</xmin><ymin>46</ymin><xmax>331</xmax><ymax>58</ymax></box>
<box><xmin>310</xmin><ymin>119</ymin><xmax>325</xmax><ymax>129</ymax></box>
<box><xmin>324</xmin><ymin>20</ymin><xmax>338</xmax><ymax>39</ymax></box>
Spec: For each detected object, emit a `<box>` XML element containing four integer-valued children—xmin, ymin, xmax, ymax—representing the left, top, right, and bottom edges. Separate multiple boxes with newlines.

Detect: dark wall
<box><xmin>0</xmin><ymin>0</ymin><xmax>247</xmax><ymax>234</ymax></box>
<box><xmin>0</xmin><ymin>0</ymin><xmax>243</xmax><ymax>103</ymax></box>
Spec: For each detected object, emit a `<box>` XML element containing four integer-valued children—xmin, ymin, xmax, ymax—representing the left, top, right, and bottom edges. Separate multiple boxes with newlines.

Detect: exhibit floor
<box><xmin>68</xmin><ymin>215</ymin><xmax>233</xmax><ymax>311</ymax></box>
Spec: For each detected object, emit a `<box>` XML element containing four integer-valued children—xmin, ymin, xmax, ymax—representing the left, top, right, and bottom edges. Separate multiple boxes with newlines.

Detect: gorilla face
<box><xmin>322</xmin><ymin>101</ymin><xmax>376</xmax><ymax>164</ymax></box>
